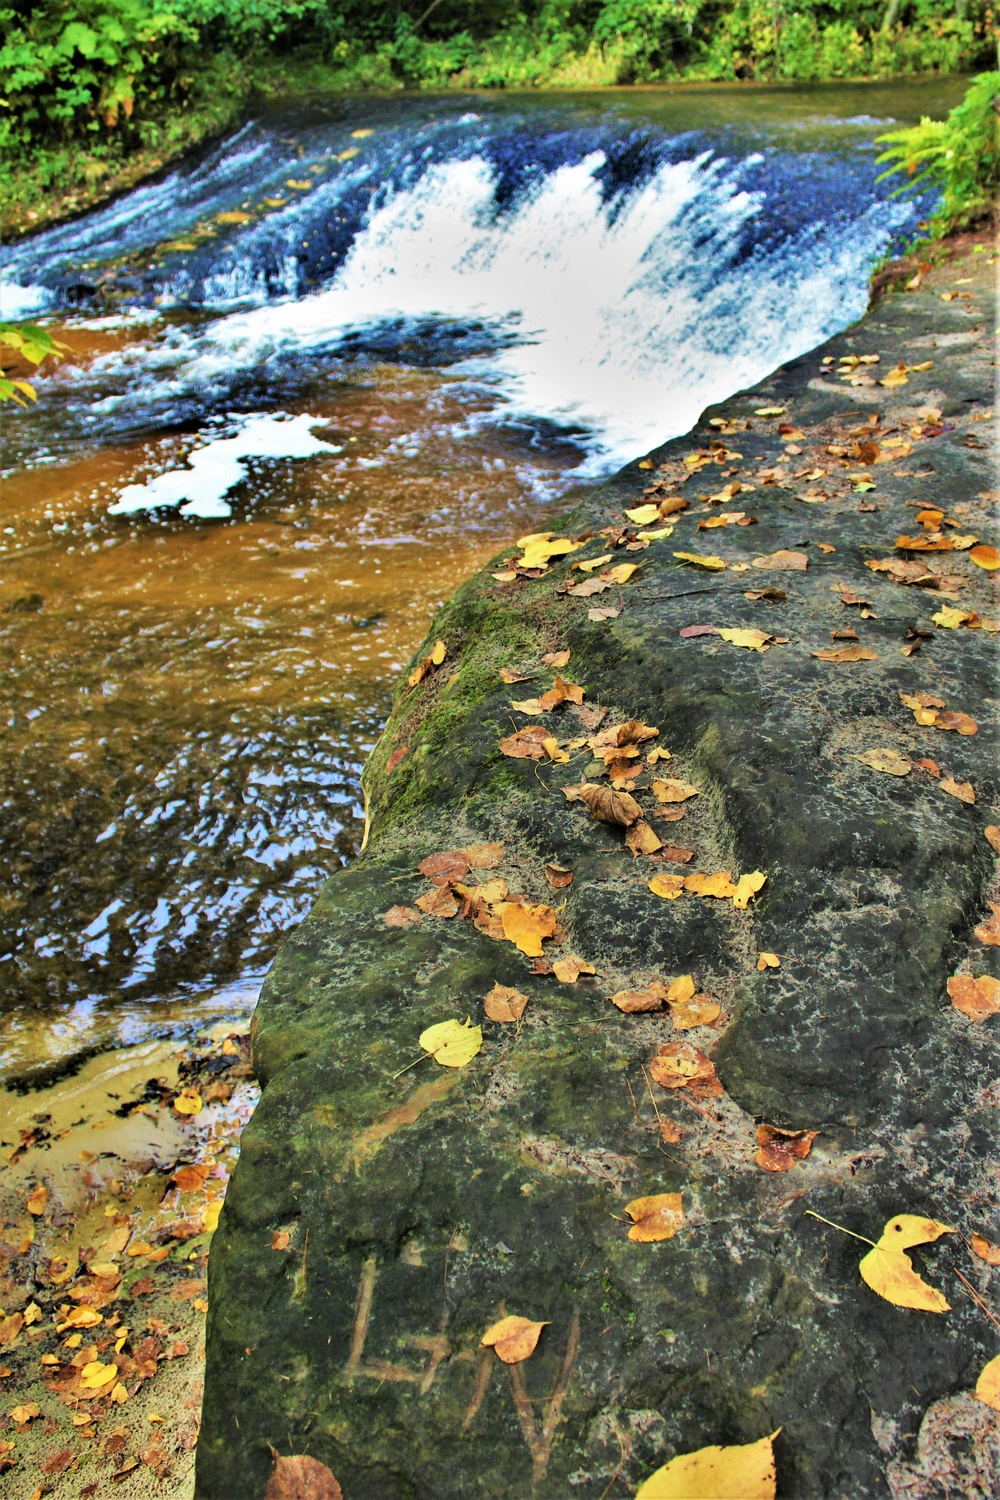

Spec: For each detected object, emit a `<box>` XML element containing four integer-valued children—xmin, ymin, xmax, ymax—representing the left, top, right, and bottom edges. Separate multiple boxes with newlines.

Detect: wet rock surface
<box><xmin>197</xmin><ymin>237</ymin><xmax>999</xmax><ymax>1498</ymax></box>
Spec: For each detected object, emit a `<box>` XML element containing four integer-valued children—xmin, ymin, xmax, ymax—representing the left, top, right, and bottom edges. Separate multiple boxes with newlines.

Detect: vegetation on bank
<box><xmin>0</xmin><ymin>2</ymin><xmax>996</xmax><ymax>235</ymax></box>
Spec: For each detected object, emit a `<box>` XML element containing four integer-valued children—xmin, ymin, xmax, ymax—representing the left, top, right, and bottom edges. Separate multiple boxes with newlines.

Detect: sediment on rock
<box><xmin>197</xmin><ymin>234</ymin><xmax>999</xmax><ymax>1499</ymax></box>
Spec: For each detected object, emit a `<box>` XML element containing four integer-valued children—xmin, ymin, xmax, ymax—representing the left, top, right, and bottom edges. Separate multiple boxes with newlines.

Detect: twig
<box><xmin>954</xmin><ymin>1267</ymin><xmax>1000</xmax><ymax>1332</ymax></box>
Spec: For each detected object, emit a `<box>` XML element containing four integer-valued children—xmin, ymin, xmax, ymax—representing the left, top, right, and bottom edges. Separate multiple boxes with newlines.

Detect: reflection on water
<box><xmin>0</xmin><ymin>82</ymin><xmax>945</xmax><ymax>1079</ymax></box>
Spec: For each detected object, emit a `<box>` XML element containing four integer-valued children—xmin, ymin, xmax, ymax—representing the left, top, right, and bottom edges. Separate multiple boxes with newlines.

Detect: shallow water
<box><xmin>0</xmin><ymin>81</ymin><xmax>954</xmax><ymax>1079</ymax></box>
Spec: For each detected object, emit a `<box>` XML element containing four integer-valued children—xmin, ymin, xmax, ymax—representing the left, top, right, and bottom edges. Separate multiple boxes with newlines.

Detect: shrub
<box><xmin>876</xmin><ymin>69</ymin><xmax>1000</xmax><ymax>234</ymax></box>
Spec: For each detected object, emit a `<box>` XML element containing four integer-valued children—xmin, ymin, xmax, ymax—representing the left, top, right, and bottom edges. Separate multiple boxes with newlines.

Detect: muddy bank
<box><xmin>194</xmin><ymin>233</ymin><xmax>999</xmax><ymax>1498</ymax></box>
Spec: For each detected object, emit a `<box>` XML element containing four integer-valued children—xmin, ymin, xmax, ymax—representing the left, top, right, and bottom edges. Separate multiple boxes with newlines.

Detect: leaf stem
<box><xmin>391</xmin><ymin>1053</ymin><xmax>430</xmax><ymax>1082</ymax></box>
<box><xmin>804</xmin><ymin>1210</ymin><xmax>876</xmax><ymax>1247</ymax></box>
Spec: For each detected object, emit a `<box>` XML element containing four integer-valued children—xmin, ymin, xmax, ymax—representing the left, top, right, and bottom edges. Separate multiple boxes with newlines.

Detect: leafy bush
<box><xmin>876</xmin><ymin>69</ymin><xmax>1000</xmax><ymax>234</ymax></box>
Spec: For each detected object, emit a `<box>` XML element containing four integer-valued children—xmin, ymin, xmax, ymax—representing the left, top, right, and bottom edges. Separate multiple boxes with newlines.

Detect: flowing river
<box><xmin>0</xmin><ymin>80</ymin><xmax>957</xmax><ymax>1082</ymax></box>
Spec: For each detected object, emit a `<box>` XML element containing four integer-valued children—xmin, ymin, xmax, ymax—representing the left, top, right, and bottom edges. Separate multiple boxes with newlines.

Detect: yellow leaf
<box><xmin>516</xmin><ymin>533</ymin><xmax>584</xmax><ymax>570</ymax></box>
<box><xmin>216</xmin><ymin>210</ymin><xmax>253</xmax><ymax>223</ymax></box>
<box><xmin>718</xmin><ymin>628</ymin><xmax>773</xmax><ymax>652</ymax></box>
<box><xmin>757</xmin><ymin>952</ymin><xmax>780</xmax><ymax>970</ymax></box>
<box><xmin>173</xmin><ymin>1090</ymin><xmax>202</xmax><ymax>1116</ymax></box>
<box><xmin>552</xmin><ymin>956</ymin><xmax>596</xmax><ymax>983</ymax></box>
<box><xmin>625</xmin><ymin>504</ymin><xmax>660</xmax><ymax>524</ymax></box>
<box><xmin>975</xmin><ymin>1353</ymin><xmax>1000</xmax><ymax>1412</ymax></box>
<box><xmin>755</xmin><ymin>405</ymin><xmax>786</xmax><ymax>415</ymax></box>
<box><xmin>351</xmin><ymin>128</ymin><xmax>374</xmax><ymax>138</ymax></box>
<box><xmin>337</xmin><ymin>147</ymin><xmax>360</xmax><ymax>161</ymax></box>
<box><xmin>858</xmin><ymin>1214</ymin><xmax>954</xmax><ymax>1312</ymax></box>
<box><xmin>418</xmin><ymin>1018</ymin><xmax>483</xmax><ymax>1068</ymax></box>
<box><xmin>79</xmin><ymin>1360</ymin><xmax>118</xmax><ymax>1390</ymax></box>
<box><xmin>606</xmin><ymin>562</ymin><xmax>638</xmax><ymax>584</ymax></box>
<box><xmin>684</xmin><ymin>871</ymin><xmax>737</xmax><ymax>899</ymax></box>
<box><xmin>480</xmin><ymin>1315</ymin><xmax>547</xmax><ymax>1363</ymax></box>
<box><xmin>652</xmin><ymin>778</ymin><xmax>700</xmax><ymax>803</ymax></box>
<box><xmin>733</xmin><ymin>871</ymin><xmax>766</xmax><ymax>909</ymax></box>
<box><xmin>648</xmin><ymin>873</ymin><xmax>685</xmax><ymax>900</ymax></box>
<box><xmin>674</xmin><ymin>551</ymin><xmax>726</xmax><ymax>571</ymax></box>
<box><xmin>576</xmin><ymin>553</ymin><xmax>613</xmax><ymax>572</ymax></box>
<box><xmin>10</xmin><ymin>1402</ymin><xmax>40</xmax><ymax>1423</ymax></box>
<box><xmin>25</xmin><ymin>1184</ymin><xmax>47</xmax><ymax>1216</ymax></box>
<box><xmin>856</xmin><ymin>747</ymin><xmax>911</xmax><ymax>776</ymax></box>
<box><xmin>969</xmin><ymin>544</ymin><xmax>1000</xmax><ymax>570</ymax></box>
<box><xmin>667</xmin><ymin>975</ymin><xmax>695</xmax><ymax>1004</ymax></box>
<box><xmin>500</xmin><ymin>900</ymin><xmax>557</xmax><ymax>956</ymax></box>
<box><xmin>63</xmin><ymin>1307</ymin><xmax>102</xmax><ymax>1329</ymax></box>
<box><xmin>285</xmin><ymin>179</ymin><xmax>313</xmax><ymax>190</ymax></box>
<box><xmin>635</xmin><ymin>1431</ymin><xmax>779</xmax><ymax>1499</ymax></box>
<box><xmin>624</xmin><ymin>1193</ymin><xmax>685</xmax><ymax>1243</ymax></box>
<box><xmin>202</xmin><ymin>1200</ymin><xmax>223</xmax><ymax>1233</ymax></box>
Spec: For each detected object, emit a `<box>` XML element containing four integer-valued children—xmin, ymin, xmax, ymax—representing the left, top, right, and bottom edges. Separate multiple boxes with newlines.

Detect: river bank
<box><xmin>193</xmin><ymin>230</ymin><xmax>999</xmax><ymax>1498</ymax></box>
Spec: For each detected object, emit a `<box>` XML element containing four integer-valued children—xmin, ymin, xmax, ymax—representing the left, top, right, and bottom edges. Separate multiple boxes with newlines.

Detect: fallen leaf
<box><xmin>940</xmin><ymin>777</ymin><xmax>974</xmax><ymax>804</ymax></box>
<box><xmin>673</xmin><ymin>551</ymin><xmax>726</xmax><ymax>571</ymax></box>
<box><xmin>26</xmin><ymin>1184</ymin><xmax>47</xmax><ymax>1216</ymax></box>
<box><xmin>418</xmin><ymin>1018</ymin><xmax>483</xmax><ymax>1068</ymax></box>
<box><xmin>659</xmin><ymin>1119</ymin><xmax>684</xmax><ymax>1144</ymax></box>
<box><xmin>817</xmin><ymin>543</ymin><xmax>836</xmax><ymax>554</ymax></box>
<box><xmin>543</xmin><ymin>863</ymin><xmax>574</xmax><ymax>888</ymax></box>
<box><xmin>515</xmin><ymin>532</ymin><xmax>584</xmax><ymax>570</ymax></box>
<box><xmin>418</xmin><ymin>850</ymin><xmax>470</xmax><ymax>883</ymax></box>
<box><xmin>718</xmin><ymin>628</ymin><xmax>774</xmax><ymax>652</ymax></box>
<box><xmin>757</xmin><ymin>952</ymin><xmax>780</xmax><ymax>970</ymax></box>
<box><xmin>680</xmin><ymin>624</ymin><xmax>720</xmax><ymax>639</ymax></box>
<box><xmin>217</xmin><ymin>209</ymin><xmax>253</xmax><ymax>224</ymax></box>
<box><xmin>947</xmin><ymin>974</ymin><xmax>1000</xmax><ymax>1020</ymax></box>
<box><xmin>624</xmin><ymin>1193</ymin><xmax>685</xmax><ymax>1243</ymax></box>
<box><xmin>480</xmin><ymin>1315</ymin><xmax>547</xmax><ymax>1364</ymax></box>
<box><xmin>756</xmin><ymin>1125</ymin><xmax>818</xmax><ymax>1172</ymax></box>
<box><xmin>386</xmin><ymin>746</ymin><xmax>408</xmax><ymax>772</ymax></box>
<box><xmin>264</xmin><ymin>1452</ymin><xmax>344</xmax><ymax>1500</ymax></box>
<box><xmin>500</xmin><ymin>667</ymin><xmax>534</xmax><ymax>684</ymax></box>
<box><xmin>744</xmin><ymin>588</ymin><xmax>787</xmax><ymax>601</ymax></box>
<box><xmin>173</xmin><ymin>1090</ymin><xmax>202</xmax><ymax>1117</ymax></box>
<box><xmin>652</xmin><ymin>778</ymin><xmax>700</xmax><ymax>804</ymax></box>
<box><xmin>415</xmin><ymin>885</ymin><xmax>460</xmax><ymax>918</ymax></box>
<box><xmin>755</xmin><ymin>405</ymin><xmax>786</xmax><ymax>416</ymax></box>
<box><xmin>79</xmin><ymin>1360</ymin><xmax>118</xmax><ymax>1390</ymax></box>
<box><xmin>626</xmin><ymin>504</ymin><xmax>661</xmax><ymax>524</ymax></box>
<box><xmin>40</xmin><ymin>1447</ymin><xmax>75</xmax><ymax>1476</ymax></box>
<box><xmin>933</xmin><ymin>605</ymin><xmax>976</xmax><ymax>629</ymax></box>
<box><xmin>552</xmin><ymin>956</ymin><xmax>596</xmax><ymax>984</ymax></box>
<box><xmin>648</xmin><ymin>873</ymin><xmax>686</xmax><ymax>900</ymax></box>
<box><xmin>384</xmin><ymin>905</ymin><xmax>422</xmax><ymax>928</ymax></box>
<box><xmin>484</xmin><ymin>983</ymin><xmax>528</xmax><ymax>1021</ymax></box>
<box><xmin>812</xmin><ymin>646</ymin><xmax>877</xmax><ymax>662</ymax></box>
<box><xmin>649</xmin><ymin>1042</ymin><xmax>721</xmax><ymax>1094</ymax></box>
<box><xmin>541</xmin><ymin>650</ymin><xmax>571</xmax><ymax>667</ymax></box>
<box><xmin>684</xmin><ymin>871</ymin><xmax>737</xmax><ymax>898</ymax></box>
<box><xmin>501</xmin><ymin>901</ymin><xmax>557</xmax><ymax>957</ymax></box>
<box><xmin>753</xmin><ymin>550</ymin><xmax>808</xmax><ymax>571</ymax></box>
<box><xmin>610</xmin><ymin>982</ymin><xmax>669</xmax><ymax>1013</ymax></box>
<box><xmin>407</xmin><ymin>639</ymin><xmax>446</xmax><ymax>687</ymax></box>
<box><xmin>271</xmin><ymin>1231</ymin><xmax>290</xmax><ymax>1251</ymax></box>
<box><xmin>498</xmin><ymin>725</ymin><xmax>552</xmax><ymax>760</ymax></box>
<box><xmin>606</xmin><ymin>563</ymin><xmax>638</xmax><ymax>585</ymax></box>
<box><xmin>976</xmin><ymin>1354</ymin><xmax>1000</xmax><ymax>1413</ymax></box>
<box><xmin>859</xmin><ymin>1214</ymin><xmax>954</xmax><ymax>1312</ymax></box>
<box><xmin>579</xmin><ymin>784</ymin><xmax>642</xmax><ymax>827</ymax></box>
<box><xmin>669</xmin><ymin>989</ymin><xmax>721</xmax><ymax>1029</ymax></box>
<box><xmin>661</xmin><ymin>844</ymin><xmax>695</xmax><ymax>863</ymax></box>
<box><xmin>971</xmin><ymin>1233</ymin><xmax>1000</xmax><ymax>1266</ymax></box>
<box><xmin>22</xmin><ymin>1303</ymin><xmax>41</xmax><ymax>1326</ymax></box>
<box><xmin>574</xmin><ymin>554</ymin><xmax>614</xmax><ymax>573</ymax></box>
<box><xmin>970</xmin><ymin>544</ymin><xmax>1000</xmax><ymax>570</ymax></box>
<box><xmin>635</xmin><ymin>1431</ymin><xmax>779</xmax><ymax>1500</ymax></box>
<box><xmin>975</xmin><ymin>901</ymin><xmax>1000</xmax><ymax>944</ymax></box>
<box><xmin>62</xmin><ymin>1306</ymin><xmax>103</xmax><ymax>1329</ymax></box>
<box><xmin>985</xmin><ymin>826</ymin><xmax>1000</xmax><ymax>853</ymax></box>
<box><xmin>856</xmin><ymin>747</ymin><xmax>912</xmax><ymax>776</ymax></box>
<box><xmin>10</xmin><ymin>1403</ymin><xmax>39</xmax><ymax>1423</ymax></box>
<box><xmin>626</xmin><ymin>820</ymin><xmax>663</xmax><ymax>856</ymax></box>
<box><xmin>588</xmin><ymin>605</ymin><xmax>620</xmax><ymax>620</ymax></box>
<box><xmin>733</xmin><ymin>871</ymin><xmax>767</xmax><ymax>909</ymax></box>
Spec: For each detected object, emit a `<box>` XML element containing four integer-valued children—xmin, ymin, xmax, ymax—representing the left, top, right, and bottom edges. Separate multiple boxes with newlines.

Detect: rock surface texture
<box><xmin>197</xmin><ymin>237</ymin><xmax>999</xmax><ymax>1498</ymax></box>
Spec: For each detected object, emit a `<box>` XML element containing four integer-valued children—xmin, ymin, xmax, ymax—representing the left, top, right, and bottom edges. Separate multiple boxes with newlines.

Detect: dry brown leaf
<box><xmin>648</xmin><ymin>872</ymin><xmax>685</xmax><ymax>899</ymax></box>
<box><xmin>481</xmin><ymin>1315</ymin><xmax>547</xmax><ymax>1364</ymax></box>
<box><xmin>543</xmin><ymin>863</ymin><xmax>574</xmax><ymax>888</ymax></box>
<box><xmin>484</xmin><ymin>983</ymin><xmax>528</xmax><ymax>1022</ymax></box>
<box><xmin>579</xmin><ymin>784</ymin><xmax>642</xmax><ymax>827</ymax></box>
<box><xmin>418</xmin><ymin>849</ymin><xmax>470</xmax><ymax>883</ymax></box>
<box><xmin>635</xmin><ymin>1431</ymin><xmax>779</xmax><ymax>1500</ymax></box>
<box><xmin>971</xmin><ymin>1233</ymin><xmax>1000</xmax><ymax>1266</ymax></box>
<box><xmin>975</xmin><ymin>904</ymin><xmax>1000</xmax><ymax>945</ymax></box>
<box><xmin>499</xmin><ymin>667</ymin><xmax>534</xmax><ymax>684</ymax></box>
<box><xmin>498</xmin><ymin>725</ymin><xmax>552</xmax><ymax>760</ymax></box>
<box><xmin>626</xmin><ymin>820</ymin><xmax>663</xmax><ymax>856</ymax></box>
<box><xmin>501</xmin><ymin>902</ymin><xmax>557</xmax><ymax>957</ymax></box>
<box><xmin>552</xmin><ymin>956</ymin><xmax>596</xmax><ymax>984</ymax></box>
<box><xmin>464</xmin><ymin>842</ymin><xmax>503</xmax><ymax>869</ymax></box>
<box><xmin>947</xmin><ymin>974</ymin><xmax>1000</xmax><ymax>1020</ymax></box>
<box><xmin>649</xmin><ymin>1042</ymin><xmax>722</xmax><ymax>1095</ymax></box>
<box><xmin>660</xmin><ymin>843</ymin><xmax>695</xmax><ymax>863</ymax></box>
<box><xmin>652</xmin><ymin>778</ymin><xmax>700</xmax><ymax>804</ymax></box>
<box><xmin>985</xmin><ymin>826</ymin><xmax>1000</xmax><ymax>853</ymax></box>
<box><xmin>541</xmin><ymin>650</ymin><xmax>571</xmax><ymax>667</ymax></box>
<box><xmin>669</xmin><ymin>992</ymin><xmax>721</xmax><ymax>1030</ymax></box>
<box><xmin>624</xmin><ymin>1193</ymin><xmax>685</xmax><ymax>1243</ymax></box>
<box><xmin>384</xmin><ymin>905</ymin><xmax>422</xmax><ymax>928</ymax></box>
<box><xmin>856</xmin><ymin>748</ymin><xmax>911</xmax><ymax>776</ymax></box>
<box><xmin>753</xmin><ymin>550</ymin><xmax>808</xmax><ymax>571</ymax></box>
<box><xmin>744</xmin><ymin>587</ymin><xmax>787</xmax><ymax>601</ymax></box>
<box><xmin>264</xmin><ymin>1452</ymin><xmax>344</xmax><ymax>1500</ymax></box>
<box><xmin>10</xmin><ymin>1403</ymin><xmax>39</xmax><ymax>1424</ymax></box>
<box><xmin>610</xmin><ymin>982</ymin><xmax>669</xmax><ymax>1014</ymax></box>
<box><xmin>172</xmin><ymin>1164</ymin><xmax>211</xmax><ymax>1192</ymax></box>
<box><xmin>940</xmin><ymin>777</ymin><xmax>974</xmax><ymax>804</ymax></box>
<box><xmin>271</xmin><ymin>1231</ymin><xmax>290</xmax><ymax>1251</ymax></box>
<box><xmin>756</xmin><ymin>1125</ymin><xmax>818</xmax><ymax>1172</ymax></box>
<box><xmin>415</xmin><ymin>886</ymin><xmax>460</xmax><ymax>918</ymax></box>
<box><xmin>812</xmin><ymin>645</ymin><xmax>877</xmax><ymax>662</ymax></box>
<box><xmin>976</xmin><ymin>1354</ymin><xmax>1000</xmax><ymax>1412</ymax></box>
<box><xmin>659</xmin><ymin>1119</ymin><xmax>684</xmax><ymax>1144</ymax></box>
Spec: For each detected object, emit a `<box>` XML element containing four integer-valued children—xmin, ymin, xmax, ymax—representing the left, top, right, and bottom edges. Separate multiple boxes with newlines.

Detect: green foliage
<box><xmin>0</xmin><ymin>322</ymin><xmax>64</xmax><ymax>406</ymax></box>
<box><xmin>876</xmin><ymin>69</ymin><xmax>1000</xmax><ymax>233</ymax></box>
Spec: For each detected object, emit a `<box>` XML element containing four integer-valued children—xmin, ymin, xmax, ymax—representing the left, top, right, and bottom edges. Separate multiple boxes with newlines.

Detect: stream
<box><xmin>0</xmin><ymin>80</ymin><xmax>956</xmax><ymax>1083</ymax></box>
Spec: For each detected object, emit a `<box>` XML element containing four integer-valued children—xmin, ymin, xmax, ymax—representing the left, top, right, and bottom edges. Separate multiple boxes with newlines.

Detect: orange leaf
<box><xmin>756</xmin><ymin>1125</ymin><xmax>818</xmax><ymax>1172</ymax></box>
<box><xmin>947</xmin><ymin>973</ymin><xmax>1000</xmax><ymax>1020</ymax></box>
<box><xmin>484</xmin><ymin>982</ymin><xmax>528</xmax><ymax>1021</ymax></box>
<box><xmin>624</xmin><ymin>1193</ymin><xmax>685</xmax><ymax>1243</ymax></box>
<box><xmin>552</xmin><ymin>956</ymin><xmax>595</xmax><ymax>984</ymax></box>
<box><xmin>264</xmin><ymin>1453</ymin><xmax>343</xmax><ymax>1500</ymax></box>
<box><xmin>481</xmin><ymin>1315</ymin><xmax>547</xmax><ymax>1364</ymax></box>
<box><xmin>500</xmin><ymin>901</ymin><xmax>557</xmax><ymax>957</ymax></box>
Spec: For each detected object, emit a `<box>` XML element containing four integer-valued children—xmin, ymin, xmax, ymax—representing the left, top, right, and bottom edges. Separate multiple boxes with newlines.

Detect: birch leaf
<box><xmin>976</xmin><ymin>1355</ymin><xmax>1000</xmax><ymax>1412</ymax></box>
<box><xmin>418</xmin><ymin>1018</ymin><xmax>483</xmax><ymax>1068</ymax></box>
<box><xmin>624</xmin><ymin>1193</ymin><xmax>685</xmax><ymax>1243</ymax></box>
<box><xmin>635</xmin><ymin>1431</ymin><xmax>779</xmax><ymax>1499</ymax></box>
<box><xmin>858</xmin><ymin>1215</ymin><xmax>954</xmax><ymax>1312</ymax></box>
<box><xmin>501</xmin><ymin>901</ymin><xmax>557</xmax><ymax>956</ymax></box>
<box><xmin>484</xmin><ymin>984</ymin><xmax>527</xmax><ymax>1022</ymax></box>
<box><xmin>481</xmin><ymin>1316</ymin><xmax>547</xmax><ymax>1364</ymax></box>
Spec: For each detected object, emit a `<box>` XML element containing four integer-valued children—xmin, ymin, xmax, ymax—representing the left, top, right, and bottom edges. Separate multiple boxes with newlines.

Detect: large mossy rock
<box><xmin>197</xmin><ymin>252</ymin><xmax>999</xmax><ymax>1498</ymax></box>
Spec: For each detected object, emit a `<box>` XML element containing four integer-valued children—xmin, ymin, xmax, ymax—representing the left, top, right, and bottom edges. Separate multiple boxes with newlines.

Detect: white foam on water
<box><xmin>109</xmin><ymin>412</ymin><xmax>342</xmax><ymax>518</ymax></box>
<box><xmin>87</xmin><ymin>147</ymin><xmax>910</xmax><ymax>496</ymax></box>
